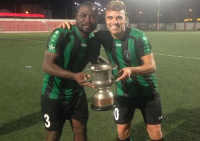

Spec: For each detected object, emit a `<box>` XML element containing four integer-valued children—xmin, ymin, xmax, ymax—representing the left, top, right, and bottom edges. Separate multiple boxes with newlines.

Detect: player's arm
<box><xmin>43</xmin><ymin>51</ymin><xmax>74</xmax><ymax>79</ymax></box>
<box><xmin>90</xmin><ymin>30</ymin><xmax>107</xmax><ymax>64</ymax></box>
<box><xmin>116</xmin><ymin>53</ymin><xmax>156</xmax><ymax>81</ymax></box>
<box><xmin>43</xmin><ymin>51</ymin><xmax>94</xmax><ymax>88</ymax></box>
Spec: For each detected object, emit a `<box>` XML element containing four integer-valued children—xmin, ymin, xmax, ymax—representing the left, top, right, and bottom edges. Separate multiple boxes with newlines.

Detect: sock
<box><xmin>118</xmin><ymin>136</ymin><xmax>133</xmax><ymax>141</ymax></box>
<box><xmin>151</xmin><ymin>138</ymin><xmax>164</xmax><ymax>141</ymax></box>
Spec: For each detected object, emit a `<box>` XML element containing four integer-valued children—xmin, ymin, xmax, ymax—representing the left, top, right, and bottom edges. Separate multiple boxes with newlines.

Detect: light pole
<box><xmin>157</xmin><ymin>0</ymin><xmax>160</xmax><ymax>30</ymax></box>
<box><xmin>138</xmin><ymin>11</ymin><xmax>142</xmax><ymax>23</ymax></box>
<box><xmin>189</xmin><ymin>8</ymin><xmax>193</xmax><ymax>22</ymax></box>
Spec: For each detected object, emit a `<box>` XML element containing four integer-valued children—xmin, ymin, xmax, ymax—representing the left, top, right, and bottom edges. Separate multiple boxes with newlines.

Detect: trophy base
<box><xmin>91</xmin><ymin>90</ymin><xmax>114</xmax><ymax>111</ymax></box>
<box><xmin>91</xmin><ymin>104</ymin><xmax>115</xmax><ymax>111</ymax></box>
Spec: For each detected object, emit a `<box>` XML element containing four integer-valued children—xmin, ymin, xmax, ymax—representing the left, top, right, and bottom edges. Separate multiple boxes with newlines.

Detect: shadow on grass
<box><xmin>162</xmin><ymin>108</ymin><xmax>200</xmax><ymax>141</ymax></box>
<box><xmin>129</xmin><ymin>108</ymin><xmax>200</xmax><ymax>140</ymax></box>
<box><xmin>1</xmin><ymin>108</ymin><xmax>200</xmax><ymax>140</ymax></box>
<box><xmin>0</xmin><ymin>111</ymin><xmax>41</xmax><ymax>136</ymax></box>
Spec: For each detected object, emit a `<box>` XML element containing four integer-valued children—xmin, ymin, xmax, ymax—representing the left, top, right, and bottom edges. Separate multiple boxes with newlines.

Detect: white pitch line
<box><xmin>0</xmin><ymin>36</ymin><xmax>45</xmax><ymax>43</ymax></box>
<box><xmin>153</xmin><ymin>53</ymin><xmax>200</xmax><ymax>60</ymax></box>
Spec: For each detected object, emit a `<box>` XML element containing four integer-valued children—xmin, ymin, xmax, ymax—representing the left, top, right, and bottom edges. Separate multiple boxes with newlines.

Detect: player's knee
<box><xmin>45</xmin><ymin>130</ymin><xmax>62</xmax><ymax>141</ymax></box>
<box><xmin>147</xmin><ymin>124</ymin><xmax>162</xmax><ymax>140</ymax></box>
<box><xmin>117</xmin><ymin>129</ymin><xmax>130</xmax><ymax>140</ymax></box>
<box><xmin>147</xmin><ymin>124</ymin><xmax>161</xmax><ymax>132</ymax></box>
<box><xmin>73</xmin><ymin>123</ymin><xmax>87</xmax><ymax>135</ymax></box>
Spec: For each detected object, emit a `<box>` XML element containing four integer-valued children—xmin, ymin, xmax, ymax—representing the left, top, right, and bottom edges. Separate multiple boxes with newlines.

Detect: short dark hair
<box><xmin>106</xmin><ymin>0</ymin><xmax>126</xmax><ymax>12</ymax></box>
<box><xmin>77</xmin><ymin>1</ymin><xmax>97</xmax><ymax>13</ymax></box>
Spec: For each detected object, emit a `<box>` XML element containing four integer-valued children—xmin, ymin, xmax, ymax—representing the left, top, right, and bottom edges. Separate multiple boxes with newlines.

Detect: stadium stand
<box><xmin>1</xmin><ymin>18</ymin><xmax>200</xmax><ymax>32</ymax></box>
<box><xmin>0</xmin><ymin>18</ymin><xmax>75</xmax><ymax>32</ymax></box>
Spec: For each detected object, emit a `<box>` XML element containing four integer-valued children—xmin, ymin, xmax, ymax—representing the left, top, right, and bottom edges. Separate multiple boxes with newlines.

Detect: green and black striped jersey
<box><xmin>42</xmin><ymin>25</ymin><xmax>101</xmax><ymax>99</ymax></box>
<box><xmin>97</xmin><ymin>27</ymin><xmax>158</xmax><ymax>98</ymax></box>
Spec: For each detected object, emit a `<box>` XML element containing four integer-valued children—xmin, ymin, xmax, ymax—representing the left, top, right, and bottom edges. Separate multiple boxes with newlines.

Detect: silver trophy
<box><xmin>87</xmin><ymin>63</ymin><xmax>117</xmax><ymax>111</ymax></box>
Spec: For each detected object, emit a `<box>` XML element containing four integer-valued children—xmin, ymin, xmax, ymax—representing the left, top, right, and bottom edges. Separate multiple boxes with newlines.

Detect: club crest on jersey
<box><xmin>124</xmin><ymin>50</ymin><xmax>131</xmax><ymax>60</ymax></box>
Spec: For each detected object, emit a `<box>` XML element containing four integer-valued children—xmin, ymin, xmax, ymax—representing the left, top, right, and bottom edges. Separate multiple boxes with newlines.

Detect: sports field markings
<box><xmin>154</xmin><ymin>53</ymin><xmax>200</xmax><ymax>60</ymax></box>
<box><xmin>0</xmin><ymin>36</ymin><xmax>45</xmax><ymax>43</ymax></box>
<box><xmin>147</xmin><ymin>31</ymin><xmax>200</xmax><ymax>35</ymax></box>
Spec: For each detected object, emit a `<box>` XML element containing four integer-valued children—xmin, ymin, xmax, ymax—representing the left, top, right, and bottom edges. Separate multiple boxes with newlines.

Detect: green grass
<box><xmin>0</xmin><ymin>31</ymin><xmax>200</xmax><ymax>141</ymax></box>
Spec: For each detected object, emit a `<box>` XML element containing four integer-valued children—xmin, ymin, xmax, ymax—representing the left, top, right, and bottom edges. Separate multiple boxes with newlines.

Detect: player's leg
<box><xmin>71</xmin><ymin>91</ymin><xmax>89</xmax><ymax>141</ymax></box>
<box><xmin>116</xmin><ymin>122</ymin><xmax>131</xmax><ymax>140</ymax></box>
<box><xmin>45</xmin><ymin>129</ymin><xmax>63</xmax><ymax>141</ymax></box>
<box><xmin>146</xmin><ymin>124</ymin><xmax>163</xmax><ymax>141</ymax></box>
<box><xmin>114</xmin><ymin>96</ymin><xmax>135</xmax><ymax>141</ymax></box>
<box><xmin>71</xmin><ymin>119</ymin><xmax>87</xmax><ymax>141</ymax></box>
<box><xmin>141</xmin><ymin>95</ymin><xmax>163</xmax><ymax>140</ymax></box>
<box><xmin>41</xmin><ymin>95</ymin><xmax>66</xmax><ymax>141</ymax></box>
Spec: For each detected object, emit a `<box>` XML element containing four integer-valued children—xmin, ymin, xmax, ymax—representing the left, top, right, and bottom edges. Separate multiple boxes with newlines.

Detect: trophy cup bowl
<box><xmin>87</xmin><ymin>63</ymin><xmax>117</xmax><ymax>111</ymax></box>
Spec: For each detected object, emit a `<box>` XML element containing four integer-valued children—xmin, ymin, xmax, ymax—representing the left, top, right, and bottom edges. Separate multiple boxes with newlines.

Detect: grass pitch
<box><xmin>0</xmin><ymin>31</ymin><xmax>200</xmax><ymax>141</ymax></box>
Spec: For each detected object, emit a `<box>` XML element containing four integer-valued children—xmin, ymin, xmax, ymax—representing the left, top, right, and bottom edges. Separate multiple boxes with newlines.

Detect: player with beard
<box><xmin>41</xmin><ymin>1</ymin><xmax>101</xmax><ymax>141</ymax></box>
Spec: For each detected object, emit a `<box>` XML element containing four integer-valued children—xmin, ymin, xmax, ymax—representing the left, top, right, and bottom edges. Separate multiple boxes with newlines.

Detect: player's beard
<box><xmin>77</xmin><ymin>22</ymin><xmax>96</xmax><ymax>36</ymax></box>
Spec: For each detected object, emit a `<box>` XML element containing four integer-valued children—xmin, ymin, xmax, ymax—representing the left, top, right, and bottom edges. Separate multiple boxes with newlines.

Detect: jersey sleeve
<box><xmin>46</xmin><ymin>28</ymin><xmax>67</xmax><ymax>54</ymax></box>
<box><xmin>94</xmin><ymin>30</ymin><xmax>106</xmax><ymax>45</ymax></box>
<box><xmin>137</xmin><ymin>33</ymin><xmax>152</xmax><ymax>57</ymax></box>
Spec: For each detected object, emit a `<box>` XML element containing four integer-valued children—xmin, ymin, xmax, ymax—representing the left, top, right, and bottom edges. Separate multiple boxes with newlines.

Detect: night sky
<box><xmin>0</xmin><ymin>0</ymin><xmax>200</xmax><ymax>23</ymax></box>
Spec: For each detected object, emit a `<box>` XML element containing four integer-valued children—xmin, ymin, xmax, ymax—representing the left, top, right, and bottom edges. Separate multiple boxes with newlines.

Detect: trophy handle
<box><xmin>84</xmin><ymin>76</ymin><xmax>92</xmax><ymax>84</ymax></box>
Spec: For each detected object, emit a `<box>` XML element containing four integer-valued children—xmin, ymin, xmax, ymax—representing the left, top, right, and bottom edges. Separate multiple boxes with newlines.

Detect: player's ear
<box><xmin>125</xmin><ymin>16</ymin><xmax>128</xmax><ymax>22</ymax></box>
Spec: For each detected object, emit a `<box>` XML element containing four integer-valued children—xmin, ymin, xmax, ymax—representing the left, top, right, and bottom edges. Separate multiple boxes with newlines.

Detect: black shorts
<box><xmin>113</xmin><ymin>95</ymin><xmax>162</xmax><ymax>125</ymax></box>
<box><xmin>41</xmin><ymin>92</ymin><xmax>88</xmax><ymax>131</ymax></box>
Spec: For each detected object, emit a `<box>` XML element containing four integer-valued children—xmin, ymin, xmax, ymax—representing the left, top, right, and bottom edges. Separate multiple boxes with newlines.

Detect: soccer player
<box><xmin>41</xmin><ymin>1</ymin><xmax>101</xmax><ymax>141</ymax></box>
<box><xmin>60</xmin><ymin>0</ymin><xmax>163</xmax><ymax>140</ymax></box>
<box><xmin>99</xmin><ymin>1</ymin><xmax>163</xmax><ymax>140</ymax></box>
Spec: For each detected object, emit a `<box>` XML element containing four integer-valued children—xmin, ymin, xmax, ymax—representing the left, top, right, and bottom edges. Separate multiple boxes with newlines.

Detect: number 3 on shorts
<box><xmin>114</xmin><ymin>108</ymin><xmax>119</xmax><ymax>121</ymax></box>
<box><xmin>44</xmin><ymin>114</ymin><xmax>51</xmax><ymax>128</ymax></box>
